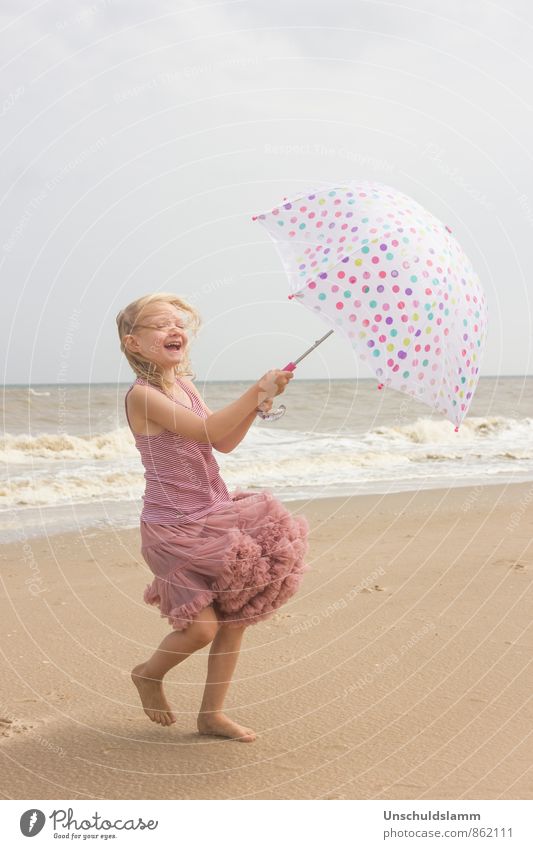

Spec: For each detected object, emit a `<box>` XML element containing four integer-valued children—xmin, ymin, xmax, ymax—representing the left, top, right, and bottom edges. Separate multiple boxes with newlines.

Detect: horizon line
<box><xmin>3</xmin><ymin>374</ymin><xmax>532</xmax><ymax>387</ymax></box>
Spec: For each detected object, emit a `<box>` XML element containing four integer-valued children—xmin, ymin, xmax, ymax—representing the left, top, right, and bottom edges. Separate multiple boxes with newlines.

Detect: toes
<box><xmin>143</xmin><ymin>706</ymin><xmax>175</xmax><ymax>726</ymax></box>
<box><xmin>197</xmin><ymin>717</ymin><xmax>256</xmax><ymax>741</ymax></box>
<box><xmin>235</xmin><ymin>726</ymin><xmax>256</xmax><ymax>741</ymax></box>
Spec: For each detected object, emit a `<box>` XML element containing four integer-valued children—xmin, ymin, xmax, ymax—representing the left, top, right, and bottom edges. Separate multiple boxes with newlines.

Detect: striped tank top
<box><xmin>124</xmin><ymin>376</ymin><xmax>233</xmax><ymax>524</ymax></box>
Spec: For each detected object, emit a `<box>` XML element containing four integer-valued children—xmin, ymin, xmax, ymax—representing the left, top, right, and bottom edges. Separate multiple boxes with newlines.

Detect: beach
<box><xmin>1</xmin><ymin>482</ymin><xmax>531</xmax><ymax>800</ymax></box>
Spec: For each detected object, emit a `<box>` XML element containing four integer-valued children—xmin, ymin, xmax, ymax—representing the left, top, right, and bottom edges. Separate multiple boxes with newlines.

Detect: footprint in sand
<box><xmin>276</xmin><ymin>612</ymin><xmax>310</xmax><ymax>622</ymax></box>
<box><xmin>0</xmin><ymin>717</ymin><xmax>39</xmax><ymax>739</ymax></box>
<box><xmin>493</xmin><ymin>559</ymin><xmax>528</xmax><ymax>571</ymax></box>
<box><xmin>44</xmin><ymin>690</ymin><xmax>72</xmax><ymax>703</ymax></box>
<box><xmin>360</xmin><ymin>584</ymin><xmax>387</xmax><ymax>593</ymax></box>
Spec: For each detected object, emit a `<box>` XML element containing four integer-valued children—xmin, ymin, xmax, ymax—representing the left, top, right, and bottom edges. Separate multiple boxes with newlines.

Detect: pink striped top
<box><xmin>124</xmin><ymin>376</ymin><xmax>233</xmax><ymax>524</ymax></box>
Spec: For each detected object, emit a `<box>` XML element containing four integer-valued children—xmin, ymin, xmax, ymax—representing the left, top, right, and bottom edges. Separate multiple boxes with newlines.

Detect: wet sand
<box><xmin>0</xmin><ymin>483</ymin><xmax>531</xmax><ymax>799</ymax></box>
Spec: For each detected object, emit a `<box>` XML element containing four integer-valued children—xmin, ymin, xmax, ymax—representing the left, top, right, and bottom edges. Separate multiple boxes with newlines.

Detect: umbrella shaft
<box><xmin>293</xmin><ymin>329</ymin><xmax>334</xmax><ymax>365</ymax></box>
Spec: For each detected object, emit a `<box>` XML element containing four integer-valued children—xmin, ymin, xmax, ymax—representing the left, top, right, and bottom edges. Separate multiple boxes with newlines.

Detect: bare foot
<box><xmin>197</xmin><ymin>712</ymin><xmax>256</xmax><ymax>742</ymax></box>
<box><xmin>131</xmin><ymin>663</ymin><xmax>176</xmax><ymax>726</ymax></box>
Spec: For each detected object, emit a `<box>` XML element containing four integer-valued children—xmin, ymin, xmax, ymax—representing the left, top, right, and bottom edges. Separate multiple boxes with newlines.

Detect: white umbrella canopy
<box><xmin>254</xmin><ymin>181</ymin><xmax>488</xmax><ymax>429</ymax></box>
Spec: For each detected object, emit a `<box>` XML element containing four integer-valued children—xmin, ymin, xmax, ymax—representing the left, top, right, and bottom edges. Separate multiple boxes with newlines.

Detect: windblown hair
<box><xmin>116</xmin><ymin>293</ymin><xmax>201</xmax><ymax>394</ymax></box>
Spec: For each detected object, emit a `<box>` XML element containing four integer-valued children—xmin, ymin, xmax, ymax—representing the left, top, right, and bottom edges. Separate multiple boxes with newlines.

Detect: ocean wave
<box><xmin>2</xmin><ymin>416</ymin><xmax>532</xmax><ymax>465</ymax></box>
<box><xmin>2</xmin><ymin>448</ymin><xmax>533</xmax><ymax>509</ymax></box>
<box><xmin>0</xmin><ymin>470</ymin><xmax>143</xmax><ymax>507</ymax></box>
<box><xmin>27</xmin><ymin>387</ymin><xmax>51</xmax><ymax>396</ymax></box>
<box><xmin>369</xmin><ymin>416</ymin><xmax>533</xmax><ymax>444</ymax></box>
<box><xmin>0</xmin><ymin>427</ymin><xmax>137</xmax><ymax>462</ymax></box>
<box><xmin>0</xmin><ymin>450</ymin><xmax>411</xmax><ymax>507</ymax></box>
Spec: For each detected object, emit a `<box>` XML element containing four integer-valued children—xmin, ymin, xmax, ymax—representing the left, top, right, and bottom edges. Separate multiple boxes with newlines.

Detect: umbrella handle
<box><xmin>255</xmin><ymin>330</ymin><xmax>334</xmax><ymax>423</ymax></box>
<box><xmin>256</xmin><ymin>362</ymin><xmax>297</xmax><ymax>421</ymax></box>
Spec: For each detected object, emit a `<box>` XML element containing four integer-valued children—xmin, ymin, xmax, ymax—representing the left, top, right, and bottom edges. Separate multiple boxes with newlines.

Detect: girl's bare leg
<box><xmin>131</xmin><ymin>605</ymin><xmax>219</xmax><ymax>726</ymax></box>
<box><xmin>197</xmin><ymin>622</ymin><xmax>256</xmax><ymax>742</ymax></box>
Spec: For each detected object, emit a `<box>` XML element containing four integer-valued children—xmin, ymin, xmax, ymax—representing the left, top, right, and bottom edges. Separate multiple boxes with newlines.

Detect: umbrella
<box><xmin>253</xmin><ymin>180</ymin><xmax>488</xmax><ymax>430</ymax></box>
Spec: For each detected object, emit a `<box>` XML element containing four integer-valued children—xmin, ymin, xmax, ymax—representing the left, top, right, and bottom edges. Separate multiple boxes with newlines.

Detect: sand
<box><xmin>0</xmin><ymin>483</ymin><xmax>531</xmax><ymax>800</ymax></box>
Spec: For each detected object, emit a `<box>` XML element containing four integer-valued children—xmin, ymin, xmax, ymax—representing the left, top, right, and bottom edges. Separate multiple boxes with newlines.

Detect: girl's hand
<box><xmin>256</xmin><ymin>398</ymin><xmax>273</xmax><ymax>414</ymax></box>
<box><xmin>256</xmin><ymin>369</ymin><xmax>294</xmax><ymax>404</ymax></box>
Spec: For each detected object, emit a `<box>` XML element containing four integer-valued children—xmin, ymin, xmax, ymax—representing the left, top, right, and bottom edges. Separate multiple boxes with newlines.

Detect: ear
<box><xmin>124</xmin><ymin>334</ymin><xmax>139</xmax><ymax>352</ymax></box>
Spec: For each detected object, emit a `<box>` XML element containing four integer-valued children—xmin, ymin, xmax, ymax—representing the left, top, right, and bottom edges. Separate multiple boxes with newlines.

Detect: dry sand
<box><xmin>0</xmin><ymin>483</ymin><xmax>532</xmax><ymax>800</ymax></box>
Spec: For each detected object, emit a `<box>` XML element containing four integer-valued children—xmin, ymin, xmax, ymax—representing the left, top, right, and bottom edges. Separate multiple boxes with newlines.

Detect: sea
<box><xmin>1</xmin><ymin>376</ymin><xmax>532</xmax><ymax>541</ymax></box>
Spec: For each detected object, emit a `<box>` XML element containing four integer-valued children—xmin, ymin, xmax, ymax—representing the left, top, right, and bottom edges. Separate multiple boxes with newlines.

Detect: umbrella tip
<box><xmin>454</xmin><ymin>425</ymin><xmax>459</xmax><ymax>432</ymax></box>
<box><xmin>251</xmin><ymin>216</ymin><xmax>257</xmax><ymax>221</ymax></box>
<box><xmin>288</xmin><ymin>294</ymin><xmax>294</xmax><ymax>300</ymax></box>
<box><xmin>377</xmin><ymin>383</ymin><xmax>384</xmax><ymax>390</ymax></box>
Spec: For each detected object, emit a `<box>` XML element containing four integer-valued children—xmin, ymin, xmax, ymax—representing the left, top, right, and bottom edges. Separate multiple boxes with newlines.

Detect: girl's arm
<box><xmin>203</xmin><ymin>405</ymin><xmax>258</xmax><ymax>453</ymax></box>
<box><xmin>184</xmin><ymin>378</ymin><xmax>268</xmax><ymax>453</ymax></box>
<box><xmin>138</xmin><ymin>371</ymin><xmax>289</xmax><ymax>446</ymax></box>
<box><xmin>130</xmin><ymin>379</ymin><xmax>263</xmax><ymax>444</ymax></box>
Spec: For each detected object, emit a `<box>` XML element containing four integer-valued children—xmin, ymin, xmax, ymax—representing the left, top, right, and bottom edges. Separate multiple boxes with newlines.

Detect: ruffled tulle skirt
<box><xmin>140</xmin><ymin>488</ymin><xmax>310</xmax><ymax>631</ymax></box>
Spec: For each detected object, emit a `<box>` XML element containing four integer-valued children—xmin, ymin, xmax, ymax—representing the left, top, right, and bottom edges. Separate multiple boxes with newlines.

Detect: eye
<box><xmin>153</xmin><ymin>320</ymin><xmax>185</xmax><ymax>331</ymax></box>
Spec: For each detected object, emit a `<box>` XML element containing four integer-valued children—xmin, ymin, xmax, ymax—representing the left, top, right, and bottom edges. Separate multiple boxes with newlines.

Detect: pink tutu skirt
<box><xmin>140</xmin><ymin>488</ymin><xmax>310</xmax><ymax>631</ymax></box>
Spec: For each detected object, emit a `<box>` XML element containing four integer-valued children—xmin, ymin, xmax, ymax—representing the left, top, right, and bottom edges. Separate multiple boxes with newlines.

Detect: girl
<box><xmin>117</xmin><ymin>293</ymin><xmax>310</xmax><ymax>742</ymax></box>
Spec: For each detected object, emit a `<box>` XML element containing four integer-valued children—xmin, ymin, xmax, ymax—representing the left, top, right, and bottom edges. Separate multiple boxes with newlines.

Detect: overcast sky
<box><xmin>1</xmin><ymin>0</ymin><xmax>532</xmax><ymax>384</ymax></box>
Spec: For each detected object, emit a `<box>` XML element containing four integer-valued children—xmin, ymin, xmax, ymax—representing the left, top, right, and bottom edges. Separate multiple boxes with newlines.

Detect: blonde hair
<box><xmin>116</xmin><ymin>293</ymin><xmax>201</xmax><ymax>394</ymax></box>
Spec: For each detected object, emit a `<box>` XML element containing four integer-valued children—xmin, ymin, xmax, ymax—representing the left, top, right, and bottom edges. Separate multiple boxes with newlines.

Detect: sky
<box><xmin>1</xmin><ymin>0</ymin><xmax>532</xmax><ymax>384</ymax></box>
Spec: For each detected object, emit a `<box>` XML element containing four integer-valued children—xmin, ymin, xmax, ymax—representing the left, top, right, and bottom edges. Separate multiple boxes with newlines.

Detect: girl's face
<box><xmin>125</xmin><ymin>304</ymin><xmax>189</xmax><ymax>369</ymax></box>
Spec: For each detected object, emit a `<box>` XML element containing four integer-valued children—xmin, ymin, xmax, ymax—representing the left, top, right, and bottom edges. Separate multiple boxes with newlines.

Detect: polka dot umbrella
<box><xmin>253</xmin><ymin>181</ymin><xmax>488</xmax><ymax>430</ymax></box>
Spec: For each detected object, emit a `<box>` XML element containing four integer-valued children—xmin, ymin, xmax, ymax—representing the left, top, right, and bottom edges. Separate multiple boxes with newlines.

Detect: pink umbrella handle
<box><xmin>282</xmin><ymin>362</ymin><xmax>297</xmax><ymax>371</ymax></box>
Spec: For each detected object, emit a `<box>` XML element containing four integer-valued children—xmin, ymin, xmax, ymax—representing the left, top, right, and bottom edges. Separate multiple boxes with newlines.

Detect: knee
<box><xmin>190</xmin><ymin>619</ymin><xmax>219</xmax><ymax>647</ymax></box>
<box><xmin>215</xmin><ymin>622</ymin><xmax>248</xmax><ymax>643</ymax></box>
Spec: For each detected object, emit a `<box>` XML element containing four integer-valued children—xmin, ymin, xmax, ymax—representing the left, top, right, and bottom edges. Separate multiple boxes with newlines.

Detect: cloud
<box><xmin>1</xmin><ymin>0</ymin><xmax>531</xmax><ymax>381</ymax></box>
